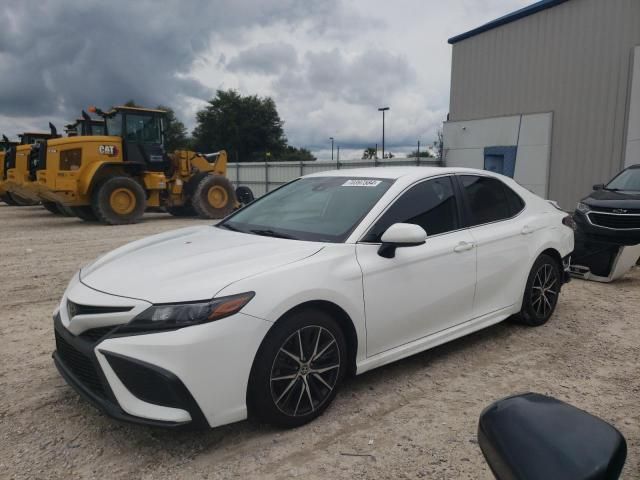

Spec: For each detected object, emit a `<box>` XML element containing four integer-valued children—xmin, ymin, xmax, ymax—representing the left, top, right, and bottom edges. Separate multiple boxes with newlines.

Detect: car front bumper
<box><xmin>52</xmin><ymin>282</ymin><xmax>274</xmax><ymax>429</ymax></box>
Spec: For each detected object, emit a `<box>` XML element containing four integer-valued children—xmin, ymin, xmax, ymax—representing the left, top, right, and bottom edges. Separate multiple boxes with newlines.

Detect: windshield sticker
<box><xmin>342</xmin><ymin>179</ymin><xmax>382</xmax><ymax>187</ymax></box>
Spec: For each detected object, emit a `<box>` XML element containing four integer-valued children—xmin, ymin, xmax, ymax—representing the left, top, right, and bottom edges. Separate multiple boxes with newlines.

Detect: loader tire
<box><xmin>8</xmin><ymin>192</ymin><xmax>39</xmax><ymax>206</ymax></box>
<box><xmin>42</xmin><ymin>201</ymin><xmax>62</xmax><ymax>215</ymax></box>
<box><xmin>166</xmin><ymin>204</ymin><xmax>197</xmax><ymax>217</ymax></box>
<box><xmin>191</xmin><ymin>175</ymin><xmax>235</xmax><ymax>219</ymax></box>
<box><xmin>91</xmin><ymin>176</ymin><xmax>146</xmax><ymax>225</ymax></box>
<box><xmin>70</xmin><ymin>206</ymin><xmax>98</xmax><ymax>222</ymax></box>
<box><xmin>235</xmin><ymin>186</ymin><xmax>255</xmax><ymax>205</ymax></box>
<box><xmin>1</xmin><ymin>193</ymin><xmax>18</xmax><ymax>205</ymax></box>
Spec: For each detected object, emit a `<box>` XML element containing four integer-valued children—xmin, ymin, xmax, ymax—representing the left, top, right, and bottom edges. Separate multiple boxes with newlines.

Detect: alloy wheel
<box><xmin>270</xmin><ymin>325</ymin><xmax>341</xmax><ymax>417</ymax></box>
<box><xmin>531</xmin><ymin>263</ymin><xmax>559</xmax><ymax>317</ymax></box>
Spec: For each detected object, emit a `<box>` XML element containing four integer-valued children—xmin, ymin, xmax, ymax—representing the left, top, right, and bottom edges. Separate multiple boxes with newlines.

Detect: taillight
<box><xmin>562</xmin><ymin>215</ymin><xmax>577</xmax><ymax>230</ymax></box>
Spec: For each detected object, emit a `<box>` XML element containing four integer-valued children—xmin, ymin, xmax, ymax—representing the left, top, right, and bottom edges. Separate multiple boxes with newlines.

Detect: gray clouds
<box><xmin>0</xmin><ymin>0</ymin><xmax>532</xmax><ymax>157</ymax></box>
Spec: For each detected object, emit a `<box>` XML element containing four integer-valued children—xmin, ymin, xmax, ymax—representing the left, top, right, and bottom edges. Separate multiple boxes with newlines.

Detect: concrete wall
<box><xmin>444</xmin><ymin>112</ymin><xmax>552</xmax><ymax>198</ymax></box>
<box><xmin>449</xmin><ymin>0</ymin><xmax>640</xmax><ymax>208</ymax></box>
<box><xmin>626</xmin><ymin>46</ymin><xmax>640</xmax><ymax>167</ymax></box>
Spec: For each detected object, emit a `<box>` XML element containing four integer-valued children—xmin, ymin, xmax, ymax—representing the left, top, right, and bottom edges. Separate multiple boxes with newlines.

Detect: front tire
<box><xmin>42</xmin><ymin>201</ymin><xmax>62</xmax><ymax>215</ymax></box>
<box><xmin>191</xmin><ymin>175</ymin><xmax>236</xmax><ymax>219</ymax></box>
<box><xmin>91</xmin><ymin>176</ymin><xmax>146</xmax><ymax>225</ymax></box>
<box><xmin>515</xmin><ymin>254</ymin><xmax>561</xmax><ymax>326</ymax></box>
<box><xmin>248</xmin><ymin>309</ymin><xmax>347</xmax><ymax>428</ymax></box>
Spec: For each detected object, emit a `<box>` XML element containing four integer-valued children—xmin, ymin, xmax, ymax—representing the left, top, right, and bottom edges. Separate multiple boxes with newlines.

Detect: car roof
<box><xmin>303</xmin><ymin>166</ymin><xmax>503</xmax><ymax>181</ymax></box>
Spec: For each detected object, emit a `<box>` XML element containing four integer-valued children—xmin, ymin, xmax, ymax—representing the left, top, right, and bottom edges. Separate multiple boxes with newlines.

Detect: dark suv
<box><xmin>574</xmin><ymin>164</ymin><xmax>640</xmax><ymax>245</ymax></box>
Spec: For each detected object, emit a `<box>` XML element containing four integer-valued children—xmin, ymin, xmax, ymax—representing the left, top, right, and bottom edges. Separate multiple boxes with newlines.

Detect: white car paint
<box><xmin>53</xmin><ymin>167</ymin><xmax>574</xmax><ymax>428</ymax></box>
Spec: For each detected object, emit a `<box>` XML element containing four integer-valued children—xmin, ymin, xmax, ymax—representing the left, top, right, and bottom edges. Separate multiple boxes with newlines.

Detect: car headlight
<box><xmin>122</xmin><ymin>292</ymin><xmax>255</xmax><ymax>332</ymax></box>
<box><xmin>576</xmin><ymin>202</ymin><xmax>590</xmax><ymax>213</ymax></box>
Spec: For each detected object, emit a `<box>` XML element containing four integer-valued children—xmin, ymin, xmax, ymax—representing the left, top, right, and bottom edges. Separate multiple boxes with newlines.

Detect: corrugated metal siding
<box><xmin>449</xmin><ymin>0</ymin><xmax>640</xmax><ymax>208</ymax></box>
<box><xmin>227</xmin><ymin>158</ymin><xmax>442</xmax><ymax>197</ymax></box>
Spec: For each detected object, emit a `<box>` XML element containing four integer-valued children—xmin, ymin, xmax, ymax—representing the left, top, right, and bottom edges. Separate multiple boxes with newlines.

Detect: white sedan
<box><xmin>52</xmin><ymin>167</ymin><xmax>574</xmax><ymax>429</ymax></box>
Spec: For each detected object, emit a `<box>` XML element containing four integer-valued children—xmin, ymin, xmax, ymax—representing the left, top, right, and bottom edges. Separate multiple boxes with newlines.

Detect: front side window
<box><xmin>124</xmin><ymin>114</ymin><xmax>162</xmax><ymax>144</ymax></box>
<box><xmin>106</xmin><ymin>114</ymin><xmax>122</xmax><ymax>137</ymax></box>
<box><xmin>91</xmin><ymin>124</ymin><xmax>106</xmax><ymax>136</ymax></box>
<box><xmin>606</xmin><ymin>167</ymin><xmax>640</xmax><ymax>191</ymax></box>
<box><xmin>220</xmin><ymin>176</ymin><xmax>394</xmax><ymax>243</ymax></box>
<box><xmin>363</xmin><ymin>176</ymin><xmax>459</xmax><ymax>242</ymax></box>
<box><xmin>460</xmin><ymin>175</ymin><xmax>513</xmax><ymax>226</ymax></box>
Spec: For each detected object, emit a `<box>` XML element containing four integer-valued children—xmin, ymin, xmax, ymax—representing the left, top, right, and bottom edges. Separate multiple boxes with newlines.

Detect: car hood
<box><xmin>582</xmin><ymin>189</ymin><xmax>640</xmax><ymax>209</ymax></box>
<box><xmin>80</xmin><ymin>226</ymin><xmax>323</xmax><ymax>303</ymax></box>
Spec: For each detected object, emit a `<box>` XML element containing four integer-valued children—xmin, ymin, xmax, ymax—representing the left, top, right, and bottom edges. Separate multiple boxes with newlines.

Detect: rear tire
<box><xmin>1</xmin><ymin>193</ymin><xmax>18</xmax><ymax>205</ymax></box>
<box><xmin>247</xmin><ymin>308</ymin><xmax>347</xmax><ymax>428</ymax></box>
<box><xmin>91</xmin><ymin>176</ymin><xmax>146</xmax><ymax>225</ymax></box>
<box><xmin>191</xmin><ymin>175</ymin><xmax>236</xmax><ymax>219</ymax></box>
<box><xmin>7</xmin><ymin>192</ymin><xmax>38</xmax><ymax>206</ymax></box>
<box><xmin>42</xmin><ymin>201</ymin><xmax>61</xmax><ymax>215</ymax></box>
<box><xmin>70</xmin><ymin>206</ymin><xmax>98</xmax><ymax>222</ymax></box>
<box><xmin>514</xmin><ymin>254</ymin><xmax>561</xmax><ymax>326</ymax></box>
<box><xmin>166</xmin><ymin>203</ymin><xmax>197</xmax><ymax>217</ymax></box>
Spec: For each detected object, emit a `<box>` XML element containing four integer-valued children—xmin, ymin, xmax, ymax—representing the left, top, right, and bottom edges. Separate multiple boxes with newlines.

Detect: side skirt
<box><xmin>356</xmin><ymin>306</ymin><xmax>516</xmax><ymax>375</ymax></box>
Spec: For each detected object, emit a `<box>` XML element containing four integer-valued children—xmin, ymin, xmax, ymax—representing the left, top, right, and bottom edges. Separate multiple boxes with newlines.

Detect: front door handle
<box><xmin>521</xmin><ymin>225</ymin><xmax>534</xmax><ymax>235</ymax></box>
<box><xmin>454</xmin><ymin>241</ymin><xmax>475</xmax><ymax>253</ymax></box>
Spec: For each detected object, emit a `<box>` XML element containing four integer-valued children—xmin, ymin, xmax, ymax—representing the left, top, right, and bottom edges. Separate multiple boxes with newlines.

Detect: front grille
<box><xmin>67</xmin><ymin>300</ymin><xmax>132</xmax><ymax>318</ymax></box>
<box><xmin>79</xmin><ymin>326</ymin><xmax>117</xmax><ymax>342</ymax></box>
<box><xmin>590</xmin><ymin>206</ymin><xmax>640</xmax><ymax>214</ymax></box>
<box><xmin>589</xmin><ymin>213</ymin><xmax>640</xmax><ymax>230</ymax></box>
<box><xmin>55</xmin><ymin>330</ymin><xmax>106</xmax><ymax>398</ymax></box>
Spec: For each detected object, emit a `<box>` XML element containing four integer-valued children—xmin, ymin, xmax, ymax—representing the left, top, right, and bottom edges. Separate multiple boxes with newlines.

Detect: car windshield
<box><xmin>220</xmin><ymin>176</ymin><xmax>394</xmax><ymax>242</ymax></box>
<box><xmin>606</xmin><ymin>167</ymin><xmax>640</xmax><ymax>191</ymax></box>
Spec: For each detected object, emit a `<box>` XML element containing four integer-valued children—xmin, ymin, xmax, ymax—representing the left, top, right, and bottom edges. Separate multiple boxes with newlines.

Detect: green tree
<box><xmin>362</xmin><ymin>147</ymin><xmax>377</xmax><ymax>159</ymax></box>
<box><xmin>409</xmin><ymin>149</ymin><xmax>434</xmax><ymax>158</ymax></box>
<box><xmin>192</xmin><ymin>90</ymin><xmax>287</xmax><ymax>162</ymax></box>
<box><xmin>278</xmin><ymin>146</ymin><xmax>317</xmax><ymax>162</ymax></box>
<box><xmin>156</xmin><ymin>105</ymin><xmax>188</xmax><ymax>151</ymax></box>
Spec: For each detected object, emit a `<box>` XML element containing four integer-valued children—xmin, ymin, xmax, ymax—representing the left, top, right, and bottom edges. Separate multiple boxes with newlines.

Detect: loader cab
<box><xmin>3</xmin><ymin>132</ymin><xmax>54</xmax><ymax>180</ymax></box>
<box><xmin>22</xmin><ymin>130</ymin><xmax>60</xmax><ymax>181</ymax></box>
<box><xmin>102</xmin><ymin>106</ymin><xmax>168</xmax><ymax>172</ymax></box>
<box><xmin>65</xmin><ymin>118</ymin><xmax>106</xmax><ymax>137</ymax></box>
<box><xmin>0</xmin><ymin>137</ymin><xmax>19</xmax><ymax>181</ymax></box>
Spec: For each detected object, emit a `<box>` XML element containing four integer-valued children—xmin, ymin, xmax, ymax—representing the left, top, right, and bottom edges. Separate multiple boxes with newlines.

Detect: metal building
<box><xmin>444</xmin><ymin>0</ymin><xmax>640</xmax><ymax>208</ymax></box>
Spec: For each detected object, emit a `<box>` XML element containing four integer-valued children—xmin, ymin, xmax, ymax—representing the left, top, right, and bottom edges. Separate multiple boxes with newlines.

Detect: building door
<box><xmin>484</xmin><ymin>146</ymin><xmax>517</xmax><ymax>177</ymax></box>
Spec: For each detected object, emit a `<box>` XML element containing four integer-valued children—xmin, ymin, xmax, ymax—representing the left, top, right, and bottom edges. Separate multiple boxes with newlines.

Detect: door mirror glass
<box><xmin>378</xmin><ymin>223</ymin><xmax>426</xmax><ymax>258</ymax></box>
<box><xmin>593</xmin><ymin>183</ymin><xmax>605</xmax><ymax>191</ymax></box>
<box><xmin>478</xmin><ymin>393</ymin><xmax>626</xmax><ymax>480</ymax></box>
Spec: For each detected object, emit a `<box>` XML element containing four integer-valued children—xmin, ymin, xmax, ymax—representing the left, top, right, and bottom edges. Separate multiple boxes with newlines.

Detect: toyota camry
<box><xmin>52</xmin><ymin>167</ymin><xmax>574</xmax><ymax>429</ymax></box>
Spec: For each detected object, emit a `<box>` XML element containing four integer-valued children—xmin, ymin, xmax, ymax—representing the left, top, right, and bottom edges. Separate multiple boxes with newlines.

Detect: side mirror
<box><xmin>593</xmin><ymin>183</ymin><xmax>605</xmax><ymax>190</ymax></box>
<box><xmin>478</xmin><ymin>393</ymin><xmax>626</xmax><ymax>480</ymax></box>
<box><xmin>377</xmin><ymin>223</ymin><xmax>427</xmax><ymax>258</ymax></box>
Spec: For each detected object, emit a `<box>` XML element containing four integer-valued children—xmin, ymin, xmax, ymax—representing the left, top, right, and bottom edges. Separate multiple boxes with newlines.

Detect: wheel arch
<box><xmin>80</xmin><ymin>162</ymin><xmax>145</xmax><ymax>196</ymax></box>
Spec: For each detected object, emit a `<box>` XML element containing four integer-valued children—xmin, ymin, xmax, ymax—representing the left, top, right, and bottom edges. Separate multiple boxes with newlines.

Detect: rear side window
<box><xmin>363</xmin><ymin>176</ymin><xmax>459</xmax><ymax>241</ymax></box>
<box><xmin>460</xmin><ymin>175</ymin><xmax>516</xmax><ymax>226</ymax></box>
<box><xmin>504</xmin><ymin>184</ymin><xmax>525</xmax><ymax>216</ymax></box>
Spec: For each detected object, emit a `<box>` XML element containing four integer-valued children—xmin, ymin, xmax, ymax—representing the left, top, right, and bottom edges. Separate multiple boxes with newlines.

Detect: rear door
<box><xmin>356</xmin><ymin>176</ymin><xmax>477</xmax><ymax>356</ymax></box>
<box><xmin>457</xmin><ymin>175</ymin><xmax>530</xmax><ymax>318</ymax></box>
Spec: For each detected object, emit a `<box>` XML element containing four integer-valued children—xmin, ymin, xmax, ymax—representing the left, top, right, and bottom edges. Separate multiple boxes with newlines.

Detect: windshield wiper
<box><xmin>250</xmin><ymin>229</ymin><xmax>297</xmax><ymax>240</ymax></box>
<box><xmin>218</xmin><ymin>223</ymin><xmax>242</xmax><ymax>232</ymax></box>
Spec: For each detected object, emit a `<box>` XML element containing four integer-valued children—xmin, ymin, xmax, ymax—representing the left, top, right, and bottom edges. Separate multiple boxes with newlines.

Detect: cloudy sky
<box><xmin>0</xmin><ymin>0</ymin><xmax>530</xmax><ymax>160</ymax></box>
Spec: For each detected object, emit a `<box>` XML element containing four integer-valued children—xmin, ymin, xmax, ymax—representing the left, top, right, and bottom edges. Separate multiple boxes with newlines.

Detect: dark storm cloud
<box><xmin>226</xmin><ymin>43</ymin><xmax>298</xmax><ymax>75</ymax></box>
<box><xmin>0</xmin><ymin>0</ymin><xmax>337</xmax><ymax>126</ymax></box>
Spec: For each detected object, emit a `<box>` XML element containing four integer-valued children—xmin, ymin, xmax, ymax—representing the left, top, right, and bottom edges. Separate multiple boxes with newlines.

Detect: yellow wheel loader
<box><xmin>36</xmin><ymin>105</ymin><xmax>238</xmax><ymax>224</ymax></box>
<box><xmin>0</xmin><ymin>135</ymin><xmax>20</xmax><ymax>205</ymax></box>
<box><xmin>3</xmin><ymin>128</ymin><xmax>59</xmax><ymax>206</ymax></box>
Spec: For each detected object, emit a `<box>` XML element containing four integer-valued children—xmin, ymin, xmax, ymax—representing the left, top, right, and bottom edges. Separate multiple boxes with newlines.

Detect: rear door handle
<box><xmin>521</xmin><ymin>225</ymin><xmax>534</xmax><ymax>235</ymax></box>
<box><xmin>454</xmin><ymin>241</ymin><xmax>475</xmax><ymax>253</ymax></box>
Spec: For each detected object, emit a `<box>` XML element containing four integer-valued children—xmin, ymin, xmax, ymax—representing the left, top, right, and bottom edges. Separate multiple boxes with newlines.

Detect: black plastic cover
<box><xmin>478</xmin><ymin>393</ymin><xmax>626</xmax><ymax>480</ymax></box>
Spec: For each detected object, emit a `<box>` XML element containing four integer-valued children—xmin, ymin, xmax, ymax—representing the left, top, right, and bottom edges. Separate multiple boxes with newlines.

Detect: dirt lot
<box><xmin>1</xmin><ymin>203</ymin><xmax>639</xmax><ymax>480</ymax></box>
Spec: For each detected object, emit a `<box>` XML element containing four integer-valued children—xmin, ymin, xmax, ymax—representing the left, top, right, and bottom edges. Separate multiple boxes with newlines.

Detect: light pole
<box><xmin>378</xmin><ymin>107</ymin><xmax>389</xmax><ymax>159</ymax></box>
<box><xmin>330</xmin><ymin>137</ymin><xmax>334</xmax><ymax>161</ymax></box>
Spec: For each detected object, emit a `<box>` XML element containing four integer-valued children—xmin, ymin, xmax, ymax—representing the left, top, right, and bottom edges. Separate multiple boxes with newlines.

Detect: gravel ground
<box><xmin>1</xmin><ymin>203</ymin><xmax>639</xmax><ymax>480</ymax></box>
